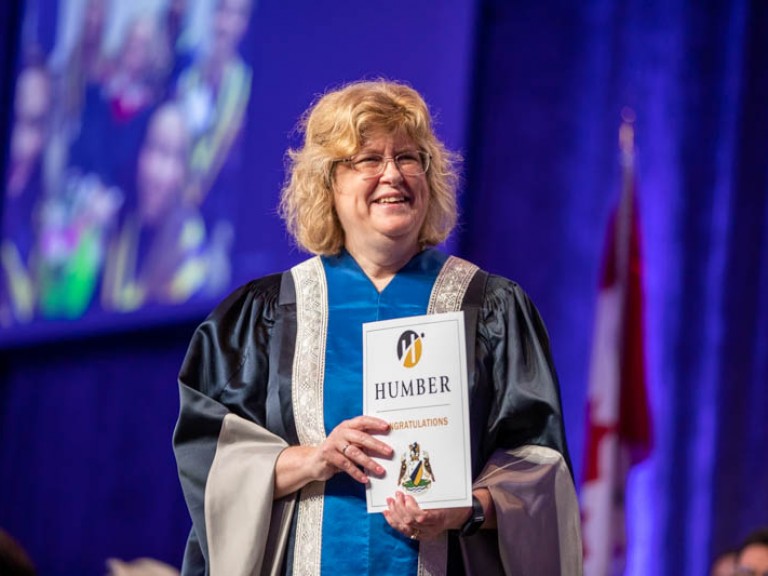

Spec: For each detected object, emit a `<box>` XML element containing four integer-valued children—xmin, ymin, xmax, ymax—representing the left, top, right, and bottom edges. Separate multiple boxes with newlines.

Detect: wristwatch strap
<box><xmin>459</xmin><ymin>495</ymin><xmax>485</xmax><ymax>537</ymax></box>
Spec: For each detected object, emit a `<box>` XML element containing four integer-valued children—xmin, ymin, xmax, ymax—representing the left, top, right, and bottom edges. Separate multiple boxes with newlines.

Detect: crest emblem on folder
<box><xmin>397</xmin><ymin>441</ymin><xmax>435</xmax><ymax>494</ymax></box>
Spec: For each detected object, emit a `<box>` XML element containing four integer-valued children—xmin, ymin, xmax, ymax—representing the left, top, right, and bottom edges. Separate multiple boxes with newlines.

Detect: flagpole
<box><xmin>617</xmin><ymin>107</ymin><xmax>636</xmax><ymax>292</ymax></box>
<box><xmin>582</xmin><ymin>109</ymin><xmax>652</xmax><ymax>576</ymax></box>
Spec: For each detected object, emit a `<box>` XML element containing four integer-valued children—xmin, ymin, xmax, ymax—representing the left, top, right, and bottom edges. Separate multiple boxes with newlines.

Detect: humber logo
<box><xmin>397</xmin><ymin>330</ymin><xmax>423</xmax><ymax>368</ymax></box>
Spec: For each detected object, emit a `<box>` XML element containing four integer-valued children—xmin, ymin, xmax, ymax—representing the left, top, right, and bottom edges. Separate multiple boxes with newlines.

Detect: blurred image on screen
<box><xmin>1</xmin><ymin>0</ymin><xmax>255</xmax><ymax>338</ymax></box>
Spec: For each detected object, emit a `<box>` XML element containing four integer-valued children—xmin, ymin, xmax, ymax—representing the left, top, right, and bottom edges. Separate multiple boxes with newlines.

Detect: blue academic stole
<box><xmin>319</xmin><ymin>249</ymin><xmax>448</xmax><ymax>576</ymax></box>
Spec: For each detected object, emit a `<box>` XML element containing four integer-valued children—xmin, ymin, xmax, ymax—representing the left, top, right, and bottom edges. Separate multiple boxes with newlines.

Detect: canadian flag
<box><xmin>581</xmin><ymin>118</ymin><xmax>653</xmax><ymax>576</ymax></box>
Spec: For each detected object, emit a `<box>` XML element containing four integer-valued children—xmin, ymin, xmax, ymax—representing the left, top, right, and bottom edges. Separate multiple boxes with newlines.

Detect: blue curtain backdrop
<box><xmin>461</xmin><ymin>2</ymin><xmax>768</xmax><ymax>575</ymax></box>
<box><xmin>1</xmin><ymin>1</ymin><xmax>767</xmax><ymax>575</ymax></box>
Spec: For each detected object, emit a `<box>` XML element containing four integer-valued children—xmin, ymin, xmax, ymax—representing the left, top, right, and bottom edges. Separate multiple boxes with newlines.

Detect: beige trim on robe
<box><xmin>461</xmin><ymin>445</ymin><xmax>583</xmax><ymax>575</ymax></box>
<box><xmin>205</xmin><ymin>413</ymin><xmax>296</xmax><ymax>576</ymax></box>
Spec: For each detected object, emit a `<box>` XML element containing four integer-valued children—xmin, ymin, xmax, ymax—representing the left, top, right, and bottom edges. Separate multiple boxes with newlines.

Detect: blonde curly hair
<box><xmin>279</xmin><ymin>79</ymin><xmax>460</xmax><ymax>255</ymax></box>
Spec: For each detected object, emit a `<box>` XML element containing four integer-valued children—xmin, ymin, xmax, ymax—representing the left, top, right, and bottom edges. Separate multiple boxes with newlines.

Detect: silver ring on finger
<box><xmin>341</xmin><ymin>443</ymin><xmax>351</xmax><ymax>455</ymax></box>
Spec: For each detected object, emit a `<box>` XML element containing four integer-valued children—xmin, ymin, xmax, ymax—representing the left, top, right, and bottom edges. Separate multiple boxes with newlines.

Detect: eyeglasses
<box><xmin>337</xmin><ymin>151</ymin><xmax>431</xmax><ymax>178</ymax></box>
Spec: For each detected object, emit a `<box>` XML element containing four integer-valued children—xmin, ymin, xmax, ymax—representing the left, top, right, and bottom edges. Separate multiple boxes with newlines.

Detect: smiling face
<box><xmin>332</xmin><ymin>131</ymin><xmax>430</xmax><ymax>259</ymax></box>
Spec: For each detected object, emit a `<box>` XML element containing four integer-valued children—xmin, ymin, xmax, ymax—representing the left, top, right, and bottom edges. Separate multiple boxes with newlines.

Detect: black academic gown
<box><xmin>173</xmin><ymin>253</ymin><xmax>582</xmax><ymax>575</ymax></box>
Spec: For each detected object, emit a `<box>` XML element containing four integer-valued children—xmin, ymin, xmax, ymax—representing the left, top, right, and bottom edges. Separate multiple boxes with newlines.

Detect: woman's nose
<box><xmin>379</xmin><ymin>157</ymin><xmax>403</xmax><ymax>182</ymax></box>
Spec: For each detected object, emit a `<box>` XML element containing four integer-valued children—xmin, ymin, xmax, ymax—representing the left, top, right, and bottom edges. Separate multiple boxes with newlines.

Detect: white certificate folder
<box><xmin>363</xmin><ymin>311</ymin><xmax>472</xmax><ymax>513</ymax></box>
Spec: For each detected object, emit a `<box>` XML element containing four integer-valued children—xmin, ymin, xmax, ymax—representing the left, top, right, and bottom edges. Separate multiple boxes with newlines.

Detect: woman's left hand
<box><xmin>382</xmin><ymin>491</ymin><xmax>472</xmax><ymax>541</ymax></box>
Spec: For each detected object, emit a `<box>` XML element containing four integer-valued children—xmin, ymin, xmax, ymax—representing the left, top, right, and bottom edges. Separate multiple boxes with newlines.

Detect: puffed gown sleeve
<box><xmin>172</xmin><ymin>273</ymin><xmax>296</xmax><ymax>576</ymax></box>
<box><xmin>460</xmin><ymin>275</ymin><xmax>583</xmax><ymax>575</ymax></box>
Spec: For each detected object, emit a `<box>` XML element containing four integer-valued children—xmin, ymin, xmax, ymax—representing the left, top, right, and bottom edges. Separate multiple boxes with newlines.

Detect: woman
<box><xmin>101</xmin><ymin>103</ymin><xmax>208</xmax><ymax>312</ymax></box>
<box><xmin>173</xmin><ymin>79</ymin><xmax>582</xmax><ymax>575</ymax></box>
<box><xmin>69</xmin><ymin>13</ymin><xmax>164</xmax><ymax>197</ymax></box>
<box><xmin>1</xmin><ymin>63</ymin><xmax>52</xmax><ymax>325</ymax></box>
<box><xmin>174</xmin><ymin>0</ymin><xmax>253</xmax><ymax>218</ymax></box>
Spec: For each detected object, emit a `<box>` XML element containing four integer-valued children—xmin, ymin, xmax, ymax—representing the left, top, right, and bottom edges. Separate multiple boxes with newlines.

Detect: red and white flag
<box><xmin>581</xmin><ymin>117</ymin><xmax>653</xmax><ymax>576</ymax></box>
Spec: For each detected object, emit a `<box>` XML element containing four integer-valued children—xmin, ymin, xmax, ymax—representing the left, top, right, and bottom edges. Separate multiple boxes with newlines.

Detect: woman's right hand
<box><xmin>274</xmin><ymin>416</ymin><xmax>392</xmax><ymax>498</ymax></box>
